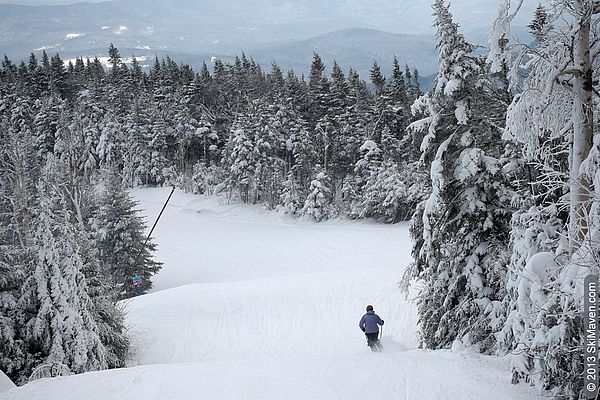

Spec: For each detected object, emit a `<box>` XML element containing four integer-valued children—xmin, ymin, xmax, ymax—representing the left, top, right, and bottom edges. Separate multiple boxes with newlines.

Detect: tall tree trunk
<box><xmin>569</xmin><ymin>0</ymin><xmax>594</xmax><ymax>253</ymax></box>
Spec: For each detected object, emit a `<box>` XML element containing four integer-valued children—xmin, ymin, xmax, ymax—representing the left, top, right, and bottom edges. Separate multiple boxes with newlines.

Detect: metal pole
<box><xmin>132</xmin><ymin>186</ymin><xmax>176</xmax><ymax>272</ymax></box>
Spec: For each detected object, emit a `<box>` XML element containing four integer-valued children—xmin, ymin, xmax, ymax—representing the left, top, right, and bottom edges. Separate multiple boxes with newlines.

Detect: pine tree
<box><xmin>388</xmin><ymin>56</ymin><xmax>407</xmax><ymax>105</ymax></box>
<box><xmin>285</xmin><ymin>69</ymin><xmax>307</xmax><ymax>112</ymax></box>
<box><xmin>53</xmin><ymin>100</ymin><xmax>100</xmax><ymax>226</ymax></box>
<box><xmin>79</xmin><ymin>224</ymin><xmax>129</xmax><ymax>369</ymax></box>
<box><xmin>92</xmin><ymin>176</ymin><xmax>162</xmax><ymax>298</ymax></box>
<box><xmin>200</xmin><ymin>62</ymin><xmax>211</xmax><ymax>83</ymax></box>
<box><xmin>22</xmin><ymin>169</ymin><xmax>107</xmax><ymax>379</ymax></box>
<box><xmin>48</xmin><ymin>54</ymin><xmax>68</xmax><ymax>97</ymax></box>
<box><xmin>343</xmin><ymin>139</ymin><xmax>381</xmax><ymax>218</ymax></box>
<box><xmin>369</xmin><ymin>60</ymin><xmax>386</xmax><ymax>94</ymax></box>
<box><xmin>0</xmin><ymin>90</ymin><xmax>39</xmax><ymax>383</ymax></box>
<box><xmin>347</xmin><ymin>67</ymin><xmax>370</xmax><ymax>114</ymax></box>
<box><xmin>33</xmin><ymin>94</ymin><xmax>64</xmax><ymax>158</ymax></box>
<box><xmin>406</xmin><ymin>0</ymin><xmax>512</xmax><ymax>352</ymax></box>
<box><xmin>148</xmin><ymin>112</ymin><xmax>174</xmax><ymax>185</ymax></box>
<box><xmin>290</xmin><ymin>120</ymin><xmax>318</xmax><ymax>191</ymax></box>
<box><xmin>301</xmin><ymin>168</ymin><xmax>333</xmax><ymax>221</ymax></box>
<box><xmin>0</xmin><ymin>156</ymin><xmax>31</xmax><ymax>383</ymax></box>
<box><xmin>280</xmin><ymin>170</ymin><xmax>305</xmax><ymax>215</ymax></box>
<box><xmin>25</xmin><ymin>53</ymin><xmax>44</xmax><ymax>97</ymax></box>
<box><xmin>2</xmin><ymin>55</ymin><xmax>17</xmax><ymax>85</ymax></box>
<box><xmin>0</xmin><ymin>252</ymin><xmax>27</xmax><ymax>383</ymax></box>
<box><xmin>490</xmin><ymin>1</ymin><xmax>598</xmax><ymax>395</ymax></box>
<box><xmin>107</xmin><ymin>43</ymin><xmax>123</xmax><ymax>82</ymax></box>
<box><xmin>97</xmin><ymin>115</ymin><xmax>124</xmax><ymax>171</ymax></box>
<box><xmin>528</xmin><ymin>4</ymin><xmax>552</xmax><ymax>44</ymax></box>
<box><xmin>268</xmin><ymin>61</ymin><xmax>286</xmax><ymax>100</ymax></box>
<box><xmin>223</xmin><ymin>127</ymin><xmax>255</xmax><ymax>203</ymax></box>
<box><xmin>330</xmin><ymin>60</ymin><xmax>348</xmax><ymax>113</ymax></box>
<box><xmin>307</xmin><ymin>53</ymin><xmax>332</xmax><ymax>125</ymax></box>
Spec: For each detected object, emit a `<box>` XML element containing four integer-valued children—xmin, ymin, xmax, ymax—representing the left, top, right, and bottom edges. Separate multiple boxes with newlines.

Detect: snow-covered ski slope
<box><xmin>0</xmin><ymin>371</ymin><xmax>15</xmax><ymax>395</ymax></box>
<box><xmin>4</xmin><ymin>188</ymin><xmax>540</xmax><ymax>400</ymax></box>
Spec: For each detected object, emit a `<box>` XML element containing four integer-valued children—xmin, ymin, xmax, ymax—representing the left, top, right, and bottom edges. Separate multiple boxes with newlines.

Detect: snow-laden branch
<box><xmin>538</xmin><ymin>50</ymin><xmax>583</xmax><ymax>96</ymax></box>
<box><xmin>487</xmin><ymin>0</ymin><xmax>524</xmax><ymax>73</ymax></box>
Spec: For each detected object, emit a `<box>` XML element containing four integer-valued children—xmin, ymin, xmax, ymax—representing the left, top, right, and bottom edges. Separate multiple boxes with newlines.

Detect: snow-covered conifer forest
<box><xmin>0</xmin><ymin>0</ymin><xmax>598</xmax><ymax>398</ymax></box>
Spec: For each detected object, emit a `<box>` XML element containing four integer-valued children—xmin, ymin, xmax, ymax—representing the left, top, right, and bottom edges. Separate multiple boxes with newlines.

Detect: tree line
<box><xmin>404</xmin><ymin>1</ymin><xmax>599</xmax><ymax>398</ymax></box>
<box><xmin>0</xmin><ymin>27</ymin><xmax>426</xmax><ymax>383</ymax></box>
<box><xmin>0</xmin><ymin>0</ymin><xmax>598</xmax><ymax>397</ymax></box>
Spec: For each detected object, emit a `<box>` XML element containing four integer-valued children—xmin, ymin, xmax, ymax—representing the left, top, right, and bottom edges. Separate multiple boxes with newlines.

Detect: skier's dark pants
<box><xmin>365</xmin><ymin>332</ymin><xmax>380</xmax><ymax>348</ymax></box>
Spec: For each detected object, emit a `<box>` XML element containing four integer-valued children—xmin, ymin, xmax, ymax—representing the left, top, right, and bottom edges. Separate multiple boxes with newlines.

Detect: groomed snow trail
<box><xmin>0</xmin><ymin>371</ymin><xmax>15</xmax><ymax>395</ymax></box>
<box><xmin>4</xmin><ymin>188</ymin><xmax>541</xmax><ymax>400</ymax></box>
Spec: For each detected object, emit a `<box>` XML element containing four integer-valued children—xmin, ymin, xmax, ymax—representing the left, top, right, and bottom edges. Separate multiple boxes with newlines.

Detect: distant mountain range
<box><xmin>243</xmin><ymin>28</ymin><xmax>437</xmax><ymax>76</ymax></box>
<box><xmin>0</xmin><ymin>0</ymin><xmax>537</xmax><ymax>81</ymax></box>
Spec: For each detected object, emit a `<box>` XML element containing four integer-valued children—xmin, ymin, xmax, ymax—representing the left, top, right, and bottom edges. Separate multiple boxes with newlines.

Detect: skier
<box><xmin>359</xmin><ymin>305</ymin><xmax>384</xmax><ymax>352</ymax></box>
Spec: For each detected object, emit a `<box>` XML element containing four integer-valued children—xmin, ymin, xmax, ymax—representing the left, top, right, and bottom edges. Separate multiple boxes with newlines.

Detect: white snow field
<box><xmin>0</xmin><ymin>371</ymin><xmax>15</xmax><ymax>395</ymax></box>
<box><xmin>4</xmin><ymin>188</ymin><xmax>541</xmax><ymax>400</ymax></box>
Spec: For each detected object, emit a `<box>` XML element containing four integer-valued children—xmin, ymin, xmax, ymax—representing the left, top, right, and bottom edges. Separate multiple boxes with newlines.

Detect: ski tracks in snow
<box><xmin>4</xmin><ymin>189</ymin><xmax>542</xmax><ymax>400</ymax></box>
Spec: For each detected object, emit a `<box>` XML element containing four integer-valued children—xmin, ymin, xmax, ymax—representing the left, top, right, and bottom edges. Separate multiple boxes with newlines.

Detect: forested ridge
<box><xmin>0</xmin><ymin>35</ymin><xmax>426</xmax><ymax>383</ymax></box>
<box><xmin>0</xmin><ymin>0</ymin><xmax>598</xmax><ymax>398</ymax></box>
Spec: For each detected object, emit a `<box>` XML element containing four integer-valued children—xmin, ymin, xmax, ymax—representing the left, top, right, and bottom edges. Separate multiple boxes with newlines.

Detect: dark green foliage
<box><xmin>369</xmin><ymin>61</ymin><xmax>386</xmax><ymax>94</ymax></box>
<box><xmin>92</xmin><ymin>176</ymin><xmax>162</xmax><ymax>298</ymax></box>
<box><xmin>528</xmin><ymin>4</ymin><xmax>552</xmax><ymax>43</ymax></box>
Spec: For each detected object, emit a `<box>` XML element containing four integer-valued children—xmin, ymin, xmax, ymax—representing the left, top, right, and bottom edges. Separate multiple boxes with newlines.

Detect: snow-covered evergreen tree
<box><xmin>225</xmin><ymin>127</ymin><xmax>257</xmax><ymax>203</ymax></box>
<box><xmin>79</xmin><ymin>233</ymin><xmax>129</xmax><ymax>369</ymax></box>
<box><xmin>361</xmin><ymin>160</ymin><xmax>428</xmax><ymax>223</ymax></box>
<box><xmin>406</xmin><ymin>0</ymin><xmax>512</xmax><ymax>352</ymax></box>
<box><xmin>92</xmin><ymin>175</ymin><xmax>162</xmax><ymax>298</ymax></box>
<box><xmin>97</xmin><ymin>116</ymin><xmax>124</xmax><ymax>171</ymax></box>
<box><xmin>121</xmin><ymin>102</ymin><xmax>152</xmax><ymax>187</ymax></box>
<box><xmin>528</xmin><ymin>3</ymin><xmax>552</xmax><ymax>44</ymax></box>
<box><xmin>0</xmin><ymin>253</ymin><xmax>27</xmax><ymax>383</ymax></box>
<box><xmin>301</xmin><ymin>168</ymin><xmax>333</xmax><ymax>221</ymax></box>
<box><xmin>369</xmin><ymin>61</ymin><xmax>386</xmax><ymax>94</ymax></box>
<box><xmin>148</xmin><ymin>115</ymin><xmax>174</xmax><ymax>185</ymax></box>
<box><xmin>489</xmin><ymin>1</ymin><xmax>599</xmax><ymax>395</ymax></box>
<box><xmin>306</xmin><ymin>53</ymin><xmax>333</xmax><ymax>126</ymax></box>
<box><xmin>289</xmin><ymin>122</ymin><xmax>318</xmax><ymax>192</ymax></box>
<box><xmin>0</xmin><ymin>92</ymin><xmax>39</xmax><ymax>383</ymax></box>
<box><xmin>343</xmin><ymin>139</ymin><xmax>381</xmax><ymax>218</ymax></box>
<box><xmin>0</xmin><ymin>176</ymin><xmax>30</xmax><ymax>383</ymax></box>
<box><xmin>21</xmin><ymin>165</ymin><xmax>107</xmax><ymax>379</ymax></box>
<box><xmin>280</xmin><ymin>171</ymin><xmax>305</xmax><ymax>215</ymax></box>
<box><xmin>33</xmin><ymin>94</ymin><xmax>64</xmax><ymax>159</ymax></box>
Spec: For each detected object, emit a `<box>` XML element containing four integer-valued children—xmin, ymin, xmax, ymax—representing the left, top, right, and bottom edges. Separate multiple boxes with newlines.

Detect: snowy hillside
<box><xmin>3</xmin><ymin>188</ymin><xmax>541</xmax><ymax>400</ymax></box>
<box><xmin>0</xmin><ymin>371</ymin><xmax>15</xmax><ymax>394</ymax></box>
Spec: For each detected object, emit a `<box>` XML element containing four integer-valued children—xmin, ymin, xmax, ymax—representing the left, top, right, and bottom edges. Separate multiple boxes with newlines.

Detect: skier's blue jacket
<box><xmin>359</xmin><ymin>311</ymin><xmax>384</xmax><ymax>334</ymax></box>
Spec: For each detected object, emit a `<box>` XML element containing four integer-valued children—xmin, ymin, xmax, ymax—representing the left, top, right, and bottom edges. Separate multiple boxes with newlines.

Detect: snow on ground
<box><xmin>0</xmin><ymin>371</ymin><xmax>15</xmax><ymax>395</ymax></box>
<box><xmin>64</xmin><ymin>33</ymin><xmax>84</xmax><ymax>40</ymax></box>
<box><xmin>133</xmin><ymin>187</ymin><xmax>410</xmax><ymax>291</ymax></box>
<box><xmin>3</xmin><ymin>188</ymin><xmax>541</xmax><ymax>400</ymax></box>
